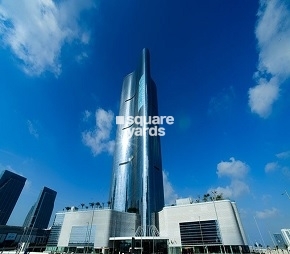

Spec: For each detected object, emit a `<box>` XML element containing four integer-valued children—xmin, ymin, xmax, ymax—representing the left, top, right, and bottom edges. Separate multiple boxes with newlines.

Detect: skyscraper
<box><xmin>109</xmin><ymin>48</ymin><xmax>164</xmax><ymax>234</ymax></box>
<box><xmin>23</xmin><ymin>186</ymin><xmax>57</xmax><ymax>229</ymax></box>
<box><xmin>0</xmin><ymin>170</ymin><xmax>26</xmax><ymax>225</ymax></box>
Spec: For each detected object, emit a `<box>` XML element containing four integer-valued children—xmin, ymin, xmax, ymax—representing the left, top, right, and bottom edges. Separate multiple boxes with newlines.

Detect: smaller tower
<box><xmin>0</xmin><ymin>170</ymin><xmax>26</xmax><ymax>225</ymax></box>
<box><xmin>23</xmin><ymin>186</ymin><xmax>57</xmax><ymax>229</ymax></box>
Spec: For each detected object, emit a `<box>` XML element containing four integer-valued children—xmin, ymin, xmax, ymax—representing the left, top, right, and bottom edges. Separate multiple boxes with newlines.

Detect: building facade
<box><xmin>23</xmin><ymin>186</ymin><xmax>57</xmax><ymax>229</ymax></box>
<box><xmin>109</xmin><ymin>48</ymin><xmax>164</xmax><ymax>233</ymax></box>
<box><xmin>45</xmin><ymin>49</ymin><xmax>249</xmax><ymax>254</ymax></box>
<box><xmin>159</xmin><ymin>199</ymin><xmax>249</xmax><ymax>254</ymax></box>
<box><xmin>273</xmin><ymin>233</ymin><xmax>286</xmax><ymax>249</ymax></box>
<box><xmin>0</xmin><ymin>225</ymin><xmax>50</xmax><ymax>252</ymax></box>
<box><xmin>0</xmin><ymin>170</ymin><xmax>26</xmax><ymax>225</ymax></box>
<box><xmin>281</xmin><ymin>229</ymin><xmax>290</xmax><ymax>247</ymax></box>
<box><xmin>45</xmin><ymin>200</ymin><xmax>248</xmax><ymax>254</ymax></box>
<box><xmin>45</xmin><ymin>207</ymin><xmax>139</xmax><ymax>254</ymax></box>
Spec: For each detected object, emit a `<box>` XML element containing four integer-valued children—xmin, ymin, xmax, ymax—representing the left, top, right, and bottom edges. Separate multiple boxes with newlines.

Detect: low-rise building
<box><xmin>45</xmin><ymin>199</ymin><xmax>249</xmax><ymax>254</ymax></box>
<box><xmin>159</xmin><ymin>199</ymin><xmax>248</xmax><ymax>254</ymax></box>
<box><xmin>0</xmin><ymin>225</ymin><xmax>50</xmax><ymax>252</ymax></box>
<box><xmin>281</xmin><ymin>229</ymin><xmax>290</xmax><ymax>247</ymax></box>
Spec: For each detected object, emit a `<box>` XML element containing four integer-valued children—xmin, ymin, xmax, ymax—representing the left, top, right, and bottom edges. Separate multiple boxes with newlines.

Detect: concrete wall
<box><xmin>158</xmin><ymin>200</ymin><xmax>247</xmax><ymax>246</ymax></box>
<box><xmin>57</xmin><ymin>209</ymin><xmax>138</xmax><ymax>248</ymax></box>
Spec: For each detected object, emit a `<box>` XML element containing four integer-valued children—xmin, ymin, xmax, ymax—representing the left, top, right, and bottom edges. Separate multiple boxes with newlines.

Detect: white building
<box><xmin>46</xmin><ymin>208</ymin><xmax>138</xmax><ymax>253</ymax></box>
<box><xmin>281</xmin><ymin>229</ymin><xmax>290</xmax><ymax>247</ymax></box>
<box><xmin>159</xmin><ymin>199</ymin><xmax>248</xmax><ymax>254</ymax></box>
<box><xmin>45</xmin><ymin>199</ymin><xmax>249</xmax><ymax>254</ymax></box>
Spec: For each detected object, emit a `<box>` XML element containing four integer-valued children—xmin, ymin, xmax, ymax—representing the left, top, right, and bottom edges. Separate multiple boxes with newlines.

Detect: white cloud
<box><xmin>0</xmin><ymin>0</ymin><xmax>95</xmax><ymax>76</ymax></box>
<box><xmin>230</xmin><ymin>180</ymin><xmax>250</xmax><ymax>196</ymax></box>
<box><xmin>282</xmin><ymin>166</ymin><xmax>290</xmax><ymax>179</ymax></box>
<box><xmin>248</xmin><ymin>0</ymin><xmax>290</xmax><ymax>118</ymax></box>
<box><xmin>0</xmin><ymin>164</ymin><xmax>31</xmax><ymax>189</ymax></box>
<box><xmin>211</xmin><ymin>180</ymin><xmax>250</xmax><ymax>199</ymax></box>
<box><xmin>163</xmin><ymin>171</ymin><xmax>178</xmax><ymax>205</ymax></box>
<box><xmin>76</xmin><ymin>52</ymin><xmax>89</xmax><ymax>63</ymax></box>
<box><xmin>82</xmin><ymin>108</ymin><xmax>115</xmax><ymax>156</ymax></box>
<box><xmin>80</xmin><ymin>31</ymin><xmax>91</xmax><ymax>45</ymax></box>
<box><xmin>217</xmin><ymin>157</ymin><xmax>249</xmax><ymax>179</ymax></box>
<box><xmin>255</xmin><ymin>208</ymin><xmax>278</xmax><ymax>219</ymax></box>
<box><xmin>213</xmin><ymin>157</ymin><xmax>250</xmax><ymax>198</ymax></box>
<box><xmin>248</xmin><ymin>78</ymin><xmax>279</xmax><ymax>118</ymax></box>
<box><xmin>276</xmin><ymin>150</ymin><xmax>290</xmax><ymax>159</ymax></box>
<box><xmin>27</xmin><ymin>120</ymin><xmax>39</xmax><ymax>139</ymax></box>
<box><xmin>264</xmin><ymin>161</ymin><xmax>280</xmax><ymax>173</ymax></box>
<box><xmin>82</xmin><ymin>110</ymin><xmax>92</xmax><ymax>122</ymax></box>
<box><xmin>264</xmin><ymin>151</ymin><xmax>290</xmax><ymax>175</ymax></box>
<box><xmin>255</xmin><ymin>1</ymin><xmax>290</xmax><ymax>77</ymax></box>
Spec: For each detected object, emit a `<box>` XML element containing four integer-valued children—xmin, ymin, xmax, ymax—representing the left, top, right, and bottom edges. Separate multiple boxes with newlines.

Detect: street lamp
<box><xmin>198</xmin><ymin>216</ymin><xmax>206</xmax><ymax>253</ymax></box>
<box><xmin>16</xmin><ymin>227</ymin><xmax>27</xmax><ymax>254</ymax></box>
<box><xmin>141</xmin><ymin>226</ymin><xmax>143</xmax><ymax>254</ymax></box>
<box><xmin>211</xmin><ymin>191</ymin><xmax>226</xmax><ymax>254</ymax></box>
<box><xmin>86</xmin><ymin>202</ymin><xmax>96</xmax><ymax>254</ymax></box>
<box><xmin>24</xmin><ymin>192</ymin><xmax>48</xmax><ymax>253</ymax></box>
<box><xmin>150</xmin><ymin>225</ymin><xmax>158</xmax><ymax>254</ymax></box>
<box><xmin>84</xmin><ymin>222</ymin><xmax>90</xmax><ymax>254</ymax></box>
<box><xmin>253</xmin><ymin>216</ymin><xmax>266</xmax><ymax>252</ymax></box>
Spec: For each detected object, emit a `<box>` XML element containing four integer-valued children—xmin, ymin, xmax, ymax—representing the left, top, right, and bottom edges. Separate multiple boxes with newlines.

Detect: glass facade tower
<box><xmin>109</xmin><ymin>49</ymin><xmax>164</xmax><ymax>234</ymax></box>
<box><xmin>0</xmin><ymin>170</ymin><xmax>26</xmax><ymax>225</ymax></box>
<box><xmin>23</xmin><ymin>186</ymin><xmax>57</xmax><ymax>229</ymax></box>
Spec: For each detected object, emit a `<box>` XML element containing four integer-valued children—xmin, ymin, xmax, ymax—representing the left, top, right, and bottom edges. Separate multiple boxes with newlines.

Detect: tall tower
<box><xmin>0</xmin><ymin>170</ymin><xmax>26</xmax><ymax>225</ymax></box>
<box><xmin>23</xmin><ymin>186</ymin><xmax>57</xmax><ymax>229</ymax></box>
<box><xmin>109</xmin><ymin>49</ymin><xmax>164</xmax><ymax>234</ymax></box>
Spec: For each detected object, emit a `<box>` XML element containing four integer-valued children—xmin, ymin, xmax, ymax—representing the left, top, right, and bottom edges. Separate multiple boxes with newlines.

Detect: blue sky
<box><xmin>1</xmin><ymin>0</ymin><xmax>290</xmax><ymax>247</ymax></box>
